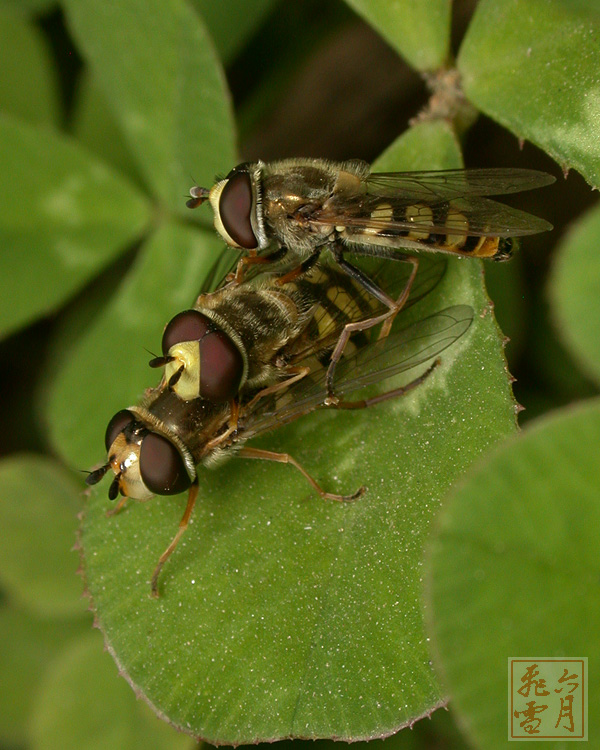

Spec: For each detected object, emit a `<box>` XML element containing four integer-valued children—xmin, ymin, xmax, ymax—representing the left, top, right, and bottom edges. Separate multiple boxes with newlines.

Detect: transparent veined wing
<box><xmin>315</xmin><ymin>191</ymin><xmax>553</xmax><ymax>238</ymax></box>
<box><xmin>365</xmin><ymin>168</ymin><xmax>555</xmax><ymax>200</ymax></box>
<box><xmin>239</xmin><ymin>304</ymin><xmax>473</xmax><ymax>439</ymax></box>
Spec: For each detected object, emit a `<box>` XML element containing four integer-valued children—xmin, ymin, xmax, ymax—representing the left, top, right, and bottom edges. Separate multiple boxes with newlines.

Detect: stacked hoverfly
<box><xmin>87</xmin><ymin>158</ymin><xmax>554</xmax><ymax>595</ymax></box>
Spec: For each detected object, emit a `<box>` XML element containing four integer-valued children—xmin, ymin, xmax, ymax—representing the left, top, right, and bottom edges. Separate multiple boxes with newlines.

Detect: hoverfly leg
<box><xmin>238</xmin><ymin>446</ymin><xmax>365</xmax><ymax>502</ymax></box>
<box><xmin>274</xmin><ymin>252</ymin><xmax>319</xmax><ymax>286</ymax></box>
<box><xmin>334</xmin><ymin>358</ymin><xmax>440</xmax><ymax>410</ymax></box>
<box><xmin>324</xmin><ymin>250</ymin><xmax>419</xmax><ymax>408</ymax></box>
<box><xmin>230</xmin><ymin>246</ymin><xmax>291</xmax><ymax>284</ymax></box>
<box><xmin>204</xmin><ymin>400</ymin><xmax>240</xmax><ymax>452</ymax></box>
<box><xmin>379</xmin><ymin>255</ymin><xmax>419</xmax><ymax>340</ymax></box>
<box><xmin>150</xmin><ymin>479</ymin><xmax>199</xmax><ymax>598</ymax></box>
<box><xmin>243</xmin><ymin>366</ymin><xmax>311</xmax><ymax>411</ymax></box>
<box><xmin>325</xmin><ymin>247</ymin><xmax>419</xmax><ymax>403</ymax></box>
<box><xmin>105</xmin><ymin>495</ymin><xmax>129</xmax><ymax>517</ymax></box>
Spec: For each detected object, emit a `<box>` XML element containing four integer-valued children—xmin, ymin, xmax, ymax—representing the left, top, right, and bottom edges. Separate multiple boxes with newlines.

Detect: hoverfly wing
<box><xmin>365</xmin><ymin>168</ymin><xmax>556</xmax><ymax>200</ymax></box>
<box><xmin>240</xmin><ymin>305</ymin><xmax>473</xmax><ymax>439</ymax></box>
<box><xmin>315</xmin><ymin>192</ymin><xmax>553</xmax><ymax>238</ymax></box>
<box><xmin>333</xmin><ymin>304</ymin><xmax>473</xmax><ymax>392</ymax></box>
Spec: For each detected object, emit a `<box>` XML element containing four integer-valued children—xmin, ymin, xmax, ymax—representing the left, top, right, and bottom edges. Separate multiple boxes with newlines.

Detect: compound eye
<box><xmin>199</xmin><ymin>330</ymin><xmax>244</xmax><ymax>401</ymax></box>
<box><xmin>162</xmin><ymin>310</ymin><xmax>210</xmax><ymax>356</ymax></box>
<box><xmin>105</xmin><ymin>409</ymin><xmax>135</xmax><ymax>451</ymax></box>
<box><xmin>139</xmin><ymin>432</ymin><xmax>191</xmax><ymax>495</ymax></box>
<box><xmin>219</xmin><ymin>171</ymin><xmax>257</xmax><ymax>249</ymax></box>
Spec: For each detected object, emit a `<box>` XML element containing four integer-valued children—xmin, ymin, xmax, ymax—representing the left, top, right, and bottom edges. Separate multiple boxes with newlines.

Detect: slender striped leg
<box><xmin>151</xmin><ymin>479</ymin><xmax>199</xmax><ymax>597</ymax></box>
<box><xmin>325</xmin><ymin>248</ymin><xmax>419</xmax><ymax>404</ymax></box>
<box><xmin>238</xmin><ymin>446</ymin><xmax>365</xmax><ymax>502</ymax></box>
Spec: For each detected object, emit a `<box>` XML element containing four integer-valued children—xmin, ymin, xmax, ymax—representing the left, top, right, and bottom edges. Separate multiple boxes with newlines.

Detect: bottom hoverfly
<box><xmin>87</xmin><ymin>254</ymin><xmax>473</xmax><ymax>595</ymax></box>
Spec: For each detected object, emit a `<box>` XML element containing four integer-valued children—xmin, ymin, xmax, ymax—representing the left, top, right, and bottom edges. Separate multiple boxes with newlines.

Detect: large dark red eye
<box><xmin>105</xmin><ymin>409</ymin><xmax>135</xmax><ymax>451</ymax></box>
<box><xmin>139</xmin><ymin>432</ymin><xmax>191</xmax><ymax>495</ymax></box>
<box><xmin>219</xmin><ymin>171</ymin><xmax>257</xmax><ymax>249</ymax></box>
<box><xmin>162</xmin><ymin>310</ymin><xmax>210</xmax><ymax>356</ymax></box>
<box><xmin>199</xmin><ymin>330</ymin><xmax>244</xmax><ymax>401</ymax></box>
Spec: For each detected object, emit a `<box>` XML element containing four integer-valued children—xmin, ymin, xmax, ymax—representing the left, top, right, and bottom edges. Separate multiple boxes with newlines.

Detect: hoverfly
<box><xmin>86</xmin><ymin>255</ymin><xmax>472</xmax><ymax>596</ymax></box>
<box><xmin>187</xmin><ymin>160</ymin><xmax>553</xmax><ymax>352</ymax></box>
<box><xmin>187</xmin><ymin>159</ymin><xmax>554</xmax><ymax>288</ymax></box>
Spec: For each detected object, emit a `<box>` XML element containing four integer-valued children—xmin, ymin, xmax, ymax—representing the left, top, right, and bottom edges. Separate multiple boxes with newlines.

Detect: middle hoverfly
<box><xmin>87</xmin><ymin>254</ymin><xmax>472</xmax><ymax>595</ymax></box>
<box><xmin>187</xmin><ymin>159</ymin><xmax>555</xmax><ymax>290</ymax></box>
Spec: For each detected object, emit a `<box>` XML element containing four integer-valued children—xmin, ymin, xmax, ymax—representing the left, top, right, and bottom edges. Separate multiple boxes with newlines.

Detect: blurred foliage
<box><xmin>0</xmin><ymin>0</ymin><xmax>598</xmax><ymax>749</ymax></box>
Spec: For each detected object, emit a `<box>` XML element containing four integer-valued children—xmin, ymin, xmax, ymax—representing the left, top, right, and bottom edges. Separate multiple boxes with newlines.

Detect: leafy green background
<box><xmin>1</xmin><ymin>0</ymin><xmax>598</xmax><ymax>749</ymax></box>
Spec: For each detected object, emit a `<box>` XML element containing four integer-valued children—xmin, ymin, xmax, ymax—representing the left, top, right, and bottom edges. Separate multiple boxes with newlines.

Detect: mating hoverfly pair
<box><xmin>87</xmin><ymin>159</ymin><xmax>554</xmax><ymax>595</ymax></box>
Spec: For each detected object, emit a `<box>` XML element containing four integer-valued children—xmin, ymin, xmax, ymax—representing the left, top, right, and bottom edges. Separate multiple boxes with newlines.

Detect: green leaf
<box><xmin>483</xmin><ymin>256</ymin><xmax>527</xmax><ymax>363</ymax></box>
<box><xmin>0</xmin><ymin>9</ymin><xmax>60</xmax><ymax>125</ymax></box>
<box><xmin>343</xmin><ymin>0</ymin><xmax>451</xmax><ymax>71</ymax></box>
<box><xmin>458</xmin><ymin>0</ymin><xmax>600</xmax><ymax>187</ymax></box>
<box><xmin>28</xmin><ymin>631</ymin><xmax>194</xmax><ymax>750</ymax></box>
<box><xmin>64</xmin><ymin>0</ymin><xmax>236</xmax><ymax>215</ymax></box>
<box><xmin>549</xmin><ymin>201</ymin><xmax>600</xmax><ymax>386</ymax></box>
<box><xmin>71</xmin><ymin>72</ymin><xmax>145</xmax><ymax>190</ymax></box>
<box><xmin>0</xmin><ymin>0</ymin><xmax>56</xmax><ymax>13</ymax></box>
<box><xmin>0</xmin><ymin>114</ymin><xmax>149</xmax><ymax>340</ymax></box>
<box><xmin>375</xmin><ymin>120</ymin><xmax>461</xmax><ymax>171</ymax></box>
<box><xmin>425</xmin><ymin>398</ymin><xmax>600</xmax><ymax>748</ymax></box>
<box><xmin>0</xmin><ymin>454</ymin><xmax>85</xmax><ymax>619</ymax></box>
<box><xmin>79</xmin><ymin>123</ymin><xmax>517</xmax><ymax>743</ymax></box>
<box><xmin>0</xmin><ymin>605</ymin><xmax>87</xmax><ymax>746</ymax></box>
<box><xmin>45</xmin><ymin>221</ymin><xmax>224</xmax><ymax>469</ymax></box>
<box><xmin>191</xmin><ymin>0</ymin><xmax>279</xmax><ymax>63</ymax></box>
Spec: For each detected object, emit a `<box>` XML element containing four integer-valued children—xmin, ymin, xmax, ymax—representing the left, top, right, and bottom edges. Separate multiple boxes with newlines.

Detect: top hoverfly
<box><xmin>187</xmin><ymin>159</ymin><xmax>555</xmax><ymax>283</ymax></box>
<box><xmin>86</xmin><ymin>253</ymin><xmax>472</xmax><ymax>595</ymax></box>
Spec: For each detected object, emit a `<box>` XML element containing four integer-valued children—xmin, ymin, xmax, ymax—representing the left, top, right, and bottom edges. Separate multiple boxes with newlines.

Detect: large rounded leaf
<box><xmin>29</xmin><ymin>632</ymin><xmax>194</xmax><ymax>750</ymax></box>
<box><xmin>0</xmin><ymin>606</ymin><xmax>87</xmax><ymax>746</ymax></box>
<box><xmin>80</xmin><ymin>123</ymin><xmax>517</xmax><ymax>743</ymax></box>
<box><xmin>458</xmin><ymin>0</ymin><xmax>600</xmax><ymax>187</ymax></box>
<box><xmin>550</xmin><ymin>201</ymin><xmax>600</xmax><ymax>385</ymax></box>
<box><xmin>191</xmin><ymin>0</ymin><xmax>279</xmax><ymax>64</ymax></box>
<box><xmin>0</xmin><ymin>114</ymin><xmax>149</xmax><ymax>340</ymax></box>
<box><xmin>0</xmin><ymin>455</ymin><xmax>85</xmax><ymax>618</ymax></box>
<box><xmin>426</xmin><ymin>399</ymin><xmax>600</xmax><ymax>748</ymax></box>
<box><xmin>344</xmin><ymin>0</ymin><xmax>451</xmax><ymax>71</ymax></box>
<box><xmin>0</xmin><ymin>9</ymin><xmax>59</xmax><ymax>126</ymax></box>
<box><xmin>63</xmin><ymin>0</ymin><xmax>236</xmax><ymax>215</ymax></box>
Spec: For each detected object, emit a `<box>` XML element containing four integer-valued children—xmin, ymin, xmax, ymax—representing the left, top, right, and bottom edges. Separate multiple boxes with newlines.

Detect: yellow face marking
<box><xmin>208</xmin><ymin>179</ymin><xmax>245</xmax><ymax>249</ymax></box>
<box><xmin>406</xmin><ymin>204</ymin><xmax>433</xmax><ymax>240</ymax></box>
<box><xmin>444</xmin><ymin>209</ymin><xmax>469</xmax><ymax>247</ymax></box>
<box><xmin>165</xmin><ymin>341</ymin><xmax>201</xmax><ymax>402</ymax></box>
<box><xmin>107</xmin><ymin>434</ymin><xmax>153</xmax><ymax>501</ymax></box>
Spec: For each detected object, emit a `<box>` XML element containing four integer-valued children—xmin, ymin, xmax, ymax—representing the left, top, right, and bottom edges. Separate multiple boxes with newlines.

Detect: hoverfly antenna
<box><xmin>168</xmin><ymin>364</ymin><xmax>185</xmax><ymax>389</ymax></box>
<box><xmin>186</xmin><ymin>185</ymin><xmax>210</xmax><ymax>209</ymax></box>
<box><xmin>149</xmin><ymin>355</ymin><xmax>174</xmax><ymax>368</ymax></box>
<box><xmin>108</xmin><ymin>473</ymin><xmax>121</xmax><ymax>501</ymax></box>
<box><xmin>85</xmin><ymin>463</ymin><xmax>110</xmax><ymax>486</ymax></box>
